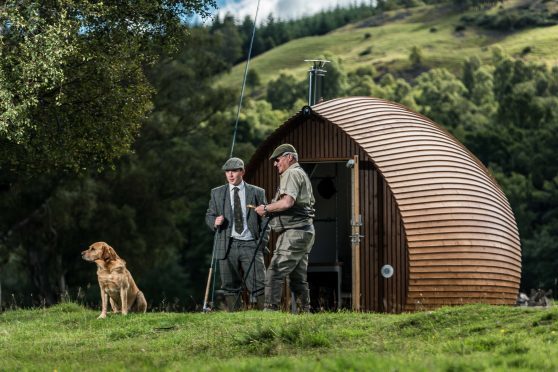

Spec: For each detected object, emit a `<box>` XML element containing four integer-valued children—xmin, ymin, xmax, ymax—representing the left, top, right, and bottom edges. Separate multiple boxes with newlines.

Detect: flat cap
<box><xmin>222</xmin><ymin>157</ymin><xmax>245</xmax><ymax>171</ymax></box>
<box><xmin>269</xmin><ymin>144</ymin><xmax>297</xmax><ymax>160</ymax></box>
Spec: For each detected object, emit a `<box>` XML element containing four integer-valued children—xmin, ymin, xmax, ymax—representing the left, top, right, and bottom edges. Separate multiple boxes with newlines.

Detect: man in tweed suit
<box><xmin>206</xmin><ymin>157</ymin><xmax>269</xmax><ymax>311</ymax></box>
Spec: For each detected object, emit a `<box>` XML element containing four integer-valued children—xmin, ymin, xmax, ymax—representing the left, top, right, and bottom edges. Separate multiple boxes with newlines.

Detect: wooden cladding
<box><xmin>246</xmin><ymin>96</ymin><xmax>521</xmax><ymax>313</ymax></box>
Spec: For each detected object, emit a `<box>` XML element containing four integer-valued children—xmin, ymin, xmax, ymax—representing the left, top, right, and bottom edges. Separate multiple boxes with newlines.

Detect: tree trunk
<box><xmin>26</xmin><ymin>245</ymin><xmax>56</xmax><ymax>305</ymax></box>
<box><xmin>57</xmin><ymin>253</ymin><xmax>67</xmax><ymax>299</ymax></box>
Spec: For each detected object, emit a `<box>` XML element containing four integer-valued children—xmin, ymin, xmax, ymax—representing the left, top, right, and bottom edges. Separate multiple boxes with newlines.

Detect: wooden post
<box><xmin>350</xmin><ymin>155</ymin><xmax>361</xmax><ymax>311</ymax></box>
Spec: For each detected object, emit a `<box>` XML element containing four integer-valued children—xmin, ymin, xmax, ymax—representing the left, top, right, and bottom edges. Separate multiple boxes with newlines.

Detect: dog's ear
<box><xmin>101</xmin><ymin>244</ymin><xmax>110</xmax><ymax>261</ymax></box>
<box><xmin>102</xmin><ymin>243</ymin><xmax>118</xmax><ymax>261</ymax></box>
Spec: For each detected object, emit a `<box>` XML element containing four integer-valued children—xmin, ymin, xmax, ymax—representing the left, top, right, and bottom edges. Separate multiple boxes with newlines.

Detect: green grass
<box><xmin>218</xmin><ymin>1</ymin><xmax>558</xmax><ymax>89</ymax></box>
<box><xmin>2</xmin><ymin>302</ymin><xmax>558</xmax><ymax>370</ymax></box>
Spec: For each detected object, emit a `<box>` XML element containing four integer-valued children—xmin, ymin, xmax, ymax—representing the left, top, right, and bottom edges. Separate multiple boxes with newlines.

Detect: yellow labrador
<box><xmin>81</xmin><ymin>241</ymin><xmax>147</xmax><ymax>318</ymax></box>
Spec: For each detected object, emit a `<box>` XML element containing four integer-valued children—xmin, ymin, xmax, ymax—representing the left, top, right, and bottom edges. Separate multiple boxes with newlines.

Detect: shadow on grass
<box><xmin>236</xmin><ymin>321</ymin><xmax>331</xmax><ymax>355</ymax></box>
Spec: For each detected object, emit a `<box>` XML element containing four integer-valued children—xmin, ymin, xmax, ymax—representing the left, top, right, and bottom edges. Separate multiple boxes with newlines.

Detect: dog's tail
<box><xmin>133</xmin><ymin>291</ymin><xmax>147</xmax><ymax>313</ymax></box>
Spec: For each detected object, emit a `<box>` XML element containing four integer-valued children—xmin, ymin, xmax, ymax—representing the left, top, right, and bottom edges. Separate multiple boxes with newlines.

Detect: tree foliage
<box><xmin>0</xmin><ymin>0</ymin><xmax>215</xmax><ymax>175</ymax></box>
<box><xmin>267</xmin><ymin>73</ymin><xmax>304</xmax><ymax>110</ymax></box>
<box><xmin>460</xmin><ymin>2</ymin><xmax>557</xmax><ymax>30</ymax></box>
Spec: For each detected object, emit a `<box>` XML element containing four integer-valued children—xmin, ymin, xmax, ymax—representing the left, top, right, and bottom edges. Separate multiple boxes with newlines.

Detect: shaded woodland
<box><xmin>1</xmin><ymin>0</ymin><xmax>557</xmax><ymax>309</ymax></box>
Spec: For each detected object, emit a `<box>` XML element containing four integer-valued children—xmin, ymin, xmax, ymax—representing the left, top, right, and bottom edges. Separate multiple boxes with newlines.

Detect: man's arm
<box><xmin>255</xmin><ymin>194</ymin><xmax>295</xmax><ymax>217</ymax></box>
<box><xmin>205</xmin><ymin>188</ymin><xmax>222</xmax><ymax>231</ymax></box>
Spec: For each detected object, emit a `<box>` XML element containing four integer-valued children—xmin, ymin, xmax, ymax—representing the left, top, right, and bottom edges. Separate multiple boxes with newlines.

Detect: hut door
<box><xmin>349</xmin><ymin>155</ymin><xmax>362</xmax><ymax>311</ymax></box>
<box><xmin>303</xmin><ymin>161</ymin><xmax>351</xmax><ymax>310</ymax></box>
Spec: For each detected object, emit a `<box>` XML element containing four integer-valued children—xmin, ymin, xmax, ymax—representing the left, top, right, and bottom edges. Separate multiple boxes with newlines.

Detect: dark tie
<box><xmin>233</xmin><ymin>187</ymin><xmax>243</xmax><ymax>234</ymax></box>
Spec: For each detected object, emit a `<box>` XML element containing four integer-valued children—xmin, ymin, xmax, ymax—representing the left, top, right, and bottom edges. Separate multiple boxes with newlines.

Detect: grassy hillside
<box><xmin>1</xmin><ymin>302</ymin><xmax>558</xmax><ymax>370</ymax></box>
<box><xmin>218</xmin><ymin>0</ymin><xmax>558</xmax><ymax>89</ymax></box>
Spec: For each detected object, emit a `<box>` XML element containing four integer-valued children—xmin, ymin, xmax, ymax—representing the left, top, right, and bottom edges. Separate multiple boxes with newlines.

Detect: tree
<box><xmin>267</xmin><ymin>73</ymin><xmax>303</xmax><ymax>110</ymax></box>
<box><xmin>320</xmin><ymin>53</ymin><xmax>348</xmax><ymax>100</ymax></box>
<box><xmin>210</xmin><ymin>13</ymin><xmax>243</xmax><ymax>65</ymax></box>
<box><xmin>240</xmin><ymin>98</ymin><xmax>288</xmax><ymax>143</ymax></box>
<box><xmin>409</xmin><ymin>46</ymin><xmax>423</xmax><ymax>68</ymax></box>
<box><xmin>347</xmin><ymin>75</ymin><xmax>377</xmax><ymax>97</ymax></box>
<box><xmin>246</xmin><ymin>69</ymin><xmax>261</xmax><ymax>90</ymax></box>
<box><xmin>414</xmin><ymin>68</ymin><xmax>470</xmax><ymax>129</ymax></box>
<box><xmin>462</xmin><ymin>56</ymin><xmax>482</xmax><ymax>97</ymax></box>
<box><xmin>0</xmin><ymin>0</ymin><xmax>215</xmax><ymax>175</ymax></box>
<box><xmin>240</xmin><ymin>16</ymin><xmax>265</xmax><ymax>57</ymax></box>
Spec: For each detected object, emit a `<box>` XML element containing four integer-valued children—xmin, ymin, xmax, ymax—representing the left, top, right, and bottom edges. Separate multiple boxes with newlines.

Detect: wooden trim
<box><xmin>351</xmin><ymin>154</ymin><xmax>361</xmax><ymax>311</ymax></box>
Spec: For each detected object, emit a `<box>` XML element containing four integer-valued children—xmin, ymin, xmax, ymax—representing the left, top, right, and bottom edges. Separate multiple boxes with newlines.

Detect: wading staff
<box><xmin>202</xmin><ymin>233</ymin><xmax>218</xmax><ymax>312</ymax></box>
<box><xmin>231</xmin><ymin>212</ymin><xmax>273</xmax><ymax>309</ymax></box>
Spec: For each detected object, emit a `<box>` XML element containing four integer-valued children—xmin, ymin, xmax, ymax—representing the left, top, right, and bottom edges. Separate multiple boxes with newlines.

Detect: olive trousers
<box><xmin>265</xmin><ymin>226</ymin><xmax>315</xmax><ymax>309</ymax></box>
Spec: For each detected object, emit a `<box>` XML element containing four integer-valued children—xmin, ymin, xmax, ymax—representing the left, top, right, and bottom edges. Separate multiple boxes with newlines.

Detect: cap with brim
<box><xmin>269</xmin><ymin>144</ymin><xmax>297</xmax><ymax>160</ymax></box>
<box><xmin>222</xmin><ymin>157</ymin><xmax>244</xmax><ymax>171</ymax></box>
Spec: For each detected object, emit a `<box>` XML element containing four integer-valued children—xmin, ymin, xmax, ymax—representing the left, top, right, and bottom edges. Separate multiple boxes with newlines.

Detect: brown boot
<box><xmin>298</xmin><ymin>296</ymin><xmax>312</xmax><ymax>314</ymax></box>
<box><xmin>263</xmin><ymin>303</ymin><xmax>280</xmax><ymax>312</ymax></box>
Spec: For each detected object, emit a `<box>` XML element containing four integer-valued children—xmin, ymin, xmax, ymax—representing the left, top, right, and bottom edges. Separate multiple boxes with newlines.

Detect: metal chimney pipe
<box><xmin>305</xmin><ymin>59</ymin><xmax>330</xmax><ymax>106</ymax></box>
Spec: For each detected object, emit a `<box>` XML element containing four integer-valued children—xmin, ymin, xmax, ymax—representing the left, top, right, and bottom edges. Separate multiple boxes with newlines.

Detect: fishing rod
<box><xmin>204</xmin><ymin>0</ymin><xmax>262</xmax><ymax>311</ymax></box>
<box><xmin>229</xmin><ymin>0</ymin><xmax>261</xmax><ymax>157</ymax></box>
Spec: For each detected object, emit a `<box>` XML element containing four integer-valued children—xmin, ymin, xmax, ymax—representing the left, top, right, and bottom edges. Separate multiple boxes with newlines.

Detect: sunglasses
<box><xmin>273</xmin><ymin>153</ymin><xmax>290</xmax><ymax>164</ymax></box>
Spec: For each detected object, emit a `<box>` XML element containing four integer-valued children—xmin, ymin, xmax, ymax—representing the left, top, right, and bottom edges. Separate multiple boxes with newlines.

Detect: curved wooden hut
<box><xmin>245</xmin><ymin>96</ymin><xmax>521</xmax><ymax>313</ymax></box>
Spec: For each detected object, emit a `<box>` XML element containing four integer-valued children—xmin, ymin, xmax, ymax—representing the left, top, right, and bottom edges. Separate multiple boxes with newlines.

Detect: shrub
<box><xmin>521</xmin><ymin>46</ymin><xmax>533</xmax><ymax>56</ymax></box>
<box><xmin>409</xmin><ymin>46</ymin><xmax>423</xmax><ymax>68</ymax></box>
<box><xmin>359</xmin><ymin>47</ymin><xmax>372</xmax><ymax>56</ymax></box>
<box><xmin>460</xmin><ymin>8</ymin><xmax>558</xmax><ymax>31</ymax></box>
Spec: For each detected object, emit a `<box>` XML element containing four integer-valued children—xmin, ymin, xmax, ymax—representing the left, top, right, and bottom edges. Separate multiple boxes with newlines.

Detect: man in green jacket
<box><xmin>255</xmin><ymin>144</ymin><xmax>315</xmax><ymax>312</ymax></box>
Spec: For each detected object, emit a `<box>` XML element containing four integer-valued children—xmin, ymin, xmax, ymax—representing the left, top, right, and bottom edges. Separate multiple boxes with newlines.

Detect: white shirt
<box><xmin>229</xmin><ymin>181</ymin><xmax>254</xmax><ymax>241</ymax></box>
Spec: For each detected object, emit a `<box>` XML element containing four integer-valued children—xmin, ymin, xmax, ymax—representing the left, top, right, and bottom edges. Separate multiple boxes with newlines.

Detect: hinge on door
<box><xmin>351</xmin><ymin>214</ymin><xmax>364</xmax><ymax>243</ymax></box>
<box><xmin>350</xmin><ymin>233</ymin><xmax>365</xmax><ymax>244</ymax></box>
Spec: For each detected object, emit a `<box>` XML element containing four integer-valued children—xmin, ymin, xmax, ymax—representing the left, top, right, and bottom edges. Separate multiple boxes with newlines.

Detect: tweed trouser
<box><xmin>265</xmin><ymin>228</ymin><xmax>315</xmax><ymax>307</ymax></box>
<box><xmin>219</xmin><ymin>239</ymin><xmax>265</xmax><ymax>301</ymax></box>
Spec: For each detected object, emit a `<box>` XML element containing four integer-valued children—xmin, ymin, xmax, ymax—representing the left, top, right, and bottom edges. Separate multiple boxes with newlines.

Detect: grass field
<box><xmin>217</xmin><ymin>1</ymin><xmax>558</xmax><ymax>90</ymax></box>
<box><xmin>1</xmin><ymin>302</ymin><xmax>558</xmax><ymax>370</ymax></box>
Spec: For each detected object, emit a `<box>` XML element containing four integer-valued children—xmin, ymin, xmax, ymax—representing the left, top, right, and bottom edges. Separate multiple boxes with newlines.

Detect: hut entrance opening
<box><xmin>300</xmin><ymin>159</ymin><xmax>356</xmax><ymax>310</ymax></box>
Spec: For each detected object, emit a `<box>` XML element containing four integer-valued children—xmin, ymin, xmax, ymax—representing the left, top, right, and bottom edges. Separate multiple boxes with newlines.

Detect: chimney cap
<box><xmin>304</xmin><ymin>59</ymin><xmax>330</xmax><ymax>69</ymax></box>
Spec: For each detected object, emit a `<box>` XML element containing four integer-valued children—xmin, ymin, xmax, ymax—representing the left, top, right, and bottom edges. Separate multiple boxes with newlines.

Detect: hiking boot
<box><xmin>225</xmin><ymin>295</ymin><xmax>240</xmax><ymax>312</ymax></box>
<box><xmin>263</xmin><ymin>303</ymin><xmax>280</xmax><ymax>312</ymax></box>
<box><xmin>254</xmin><ymin>295</ymin><xmax>265</xmax><ymax>310</ymax></box>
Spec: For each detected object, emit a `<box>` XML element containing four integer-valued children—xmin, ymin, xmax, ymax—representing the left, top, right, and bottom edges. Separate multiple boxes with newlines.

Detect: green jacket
<box><xmin>270</xmin><ymin>163</ymin><xmax>315</xmax><ymax>233</ymax></box>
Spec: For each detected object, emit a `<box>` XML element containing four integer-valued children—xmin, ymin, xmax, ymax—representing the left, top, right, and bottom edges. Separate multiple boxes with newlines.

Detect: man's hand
<box><xmin>255</xmin><ymin>195</ymin><xmax>295</xmax><ymax>217</ymax></box>
<box><xmin>214</xmin><ymin>215</ymin><xmax>224</xmax><ymax>228</ymax></box>
<box><xmin>255</xmin><ymin>205</ymin><xmax>266</xmax><ymax>217</ymax></box>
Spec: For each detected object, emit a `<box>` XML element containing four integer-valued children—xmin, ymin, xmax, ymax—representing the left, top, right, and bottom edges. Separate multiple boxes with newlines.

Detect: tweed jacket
<box><xmin>205</xmin><ymin>182</ymin><xmax>269</xmax><ymax>260</ymax></box>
